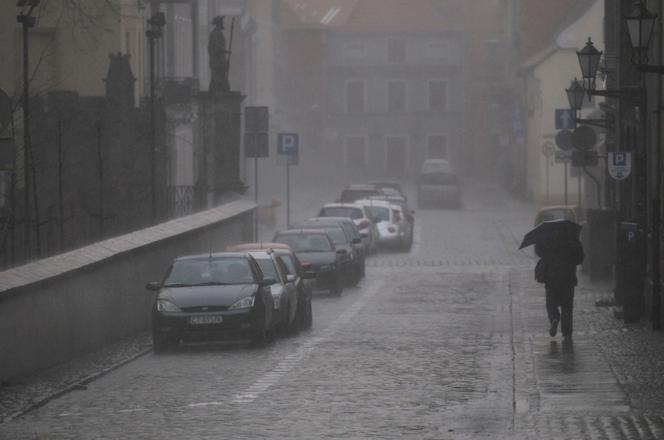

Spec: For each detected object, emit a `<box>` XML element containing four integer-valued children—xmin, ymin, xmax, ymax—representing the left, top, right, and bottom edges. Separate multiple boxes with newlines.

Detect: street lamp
<box><xmin>577</xmin><ymin>37</ymin><xmax>603</xmax><ymax>91</ymax></box>
<box><xmin>566</xmin><ymin>78</ymin><xmax>586</xmax><ymax>112</ymax></box>
<box><xmin>17</xmin><ymin>0</ymin><xmax>41</xmax><ymax>259</ymax></box>
<box><xmin>625</xmin><ymin>1</ymin><xmax>657</xmax><ymax>66</ymax></box>
<box><xmin>146</xmin><ymin>11</ymin><xmax>165</xmax><ymax>224</ymax></box>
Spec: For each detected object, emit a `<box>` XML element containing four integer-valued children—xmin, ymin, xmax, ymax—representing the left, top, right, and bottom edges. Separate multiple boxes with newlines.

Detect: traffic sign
<box><xmin>555</xmin><ymin>109</ymin><xmax>576</xmax><ymax>130</ymax></box>
<box><xmin>556</xmin><ymin>129</ymin><xmax>574</xmax><ymax>151</ymax></box>
<box><xmin>572</xmin><ymin>125</ymin><xmax>597</xmax><ymax>151</ymax></box>
<box><xmin>245</xmin><ymin>106</ymin><xmax>269</xmax><ymax>132</ymax></box>
<box><xmin>277</xmin><ymin>133</ymin><xmax>299</xmax><ymax>166</ymax></box>
<box><xmin>541</xmin><ymin>141</ymin><xmax>555</xmax><ymax>158</ymax></box>
<box><xmin>555</xmin><ymin>150</ymin><xmax>572</xmax><ymax>163</ymax></box>
<box><xmin>608</xmin><ymin>152</ymin><xmax>632</xmax><ymax>180</ymax></box>
<box><xmin>244</xmin><ymin>132</ymin><xmax>269</xmax><ymax>158</ymax></box>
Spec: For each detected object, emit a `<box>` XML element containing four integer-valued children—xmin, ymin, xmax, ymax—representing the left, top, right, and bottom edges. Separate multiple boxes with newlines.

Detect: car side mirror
<box><xmin>146</xmin><ymin>281</ymin><xmax>161</xmax><ymax>291</ymax></box>
<box><xmin>286</xmin><ymin>274</ymin><xmax>296</xmax><ymax>283</ymax></box>
<box><xmin>351</xmin><ymin>237</ymin><xmax>362</xmax><ymax>245</ymax></box>
<box><xmin>260</xmin><ymin>277</ymin><xmax>277</xmax><ymax>287</ymax></box>
<box><xmin>302</xmin><ymin>270</ymin><xmax>316</xmax><ymax>279</ymax></box>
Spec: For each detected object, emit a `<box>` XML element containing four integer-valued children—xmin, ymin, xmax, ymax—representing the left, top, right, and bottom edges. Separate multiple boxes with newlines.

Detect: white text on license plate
<box><xmin>189</xmin><ymin>315</ymin><xmax>223</xmax><ymax>325</ymax></box>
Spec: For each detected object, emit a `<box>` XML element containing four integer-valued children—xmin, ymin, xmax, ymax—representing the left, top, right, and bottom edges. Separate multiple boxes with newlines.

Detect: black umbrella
<box><xmin>519</xmin><ymin>219</ymin><xmax>582</xmax><ymax>249</ymax></box>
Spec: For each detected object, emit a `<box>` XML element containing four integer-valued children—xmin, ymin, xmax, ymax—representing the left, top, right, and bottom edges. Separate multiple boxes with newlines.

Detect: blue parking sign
<box><xmin>277</xmin><ymin>133</ymin><xmax>299</xmax><ymax>165</ymax></box>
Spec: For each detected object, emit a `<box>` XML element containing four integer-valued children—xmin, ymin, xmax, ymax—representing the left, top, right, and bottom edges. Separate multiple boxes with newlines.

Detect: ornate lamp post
<box><xmin>16</xmin><ymin>0</ymin><xmax>41</xmax><ymax>259</ymax></box>
<box><xmin>146</xmin><ymin>12</ymin><xmax>165</xmax><ymax>224</ymax></box>
<box><xmin>625</xmin><ymin>1</ymin><xmax>657</xmax><ymax>66</ymax></box>
<box><xmin>577</xmin><ymin>37</ymin><xmax>603</xmax><ymax>92</ymax></box>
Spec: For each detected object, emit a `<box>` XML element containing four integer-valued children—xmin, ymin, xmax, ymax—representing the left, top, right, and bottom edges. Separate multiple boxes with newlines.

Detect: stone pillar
<box><xmin>197</xmin><ymin>90</ymin><xmax>247</xmax><ymax>206</ymax></box>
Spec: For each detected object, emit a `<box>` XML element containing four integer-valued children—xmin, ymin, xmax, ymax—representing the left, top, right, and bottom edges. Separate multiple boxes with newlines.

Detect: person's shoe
<box><xmin>549</xmin><ymin>318</ymin><xmax>559</xmax><ymax>337</ymax></box>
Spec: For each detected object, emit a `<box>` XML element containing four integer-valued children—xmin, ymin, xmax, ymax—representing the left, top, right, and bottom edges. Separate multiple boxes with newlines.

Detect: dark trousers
<box><xmin>545</xmin><ymin>282</ymin><xmax>575</xmax><ymax>336</ymax></box>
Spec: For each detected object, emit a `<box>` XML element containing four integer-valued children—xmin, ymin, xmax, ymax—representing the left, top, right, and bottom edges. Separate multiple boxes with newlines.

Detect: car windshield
<box><xmin>537</xmin><ymin>209</ymin><xmax>575</xmax><ymax>224</ymax></box>
<box><xmin>320</xmin><ymin>207</ymin><xmax>364</xmax><ymax>220</ymax></box>
<box><xmin>164</xmin><ymin>258</ymin><xmax>255</xmax><ymax>286</ymax></box>
<box><xmin>274</xmin><ymin>234</ymin><xmax>333</xmax><ymax>252</ymax></box>
<box><xmin>255</xmin><ymin>258</ymin><xmax>279</xmax><ymax>279</ymax></box>
<box><xmin>365</xmin><ymin>206</ymin><xmax>390</xmax><ymax>222</ymax></box>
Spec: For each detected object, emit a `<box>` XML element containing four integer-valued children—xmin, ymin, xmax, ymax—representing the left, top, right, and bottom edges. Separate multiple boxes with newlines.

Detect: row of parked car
<box><xmin>145</xmin><ymin>181</ymin><xmax>414</xmax><ymax>352</ymax></box>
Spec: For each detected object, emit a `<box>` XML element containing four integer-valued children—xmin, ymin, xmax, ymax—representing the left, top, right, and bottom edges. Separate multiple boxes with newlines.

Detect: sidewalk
<box><xmin>512</xmin><ymin>269</ymin><xmax>664</xmax><ymax>438</ymax></box>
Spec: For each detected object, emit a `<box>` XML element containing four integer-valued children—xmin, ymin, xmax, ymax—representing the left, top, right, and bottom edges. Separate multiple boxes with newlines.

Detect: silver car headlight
<box><xmin>229</xmin><ymin>296</ymin><xmax>255</xmax><ymax>310</ymax></box>
<box><xmin>156</xmin><ymin>299</ymin><xmax>181</xmax><ymax>313</ymax></box>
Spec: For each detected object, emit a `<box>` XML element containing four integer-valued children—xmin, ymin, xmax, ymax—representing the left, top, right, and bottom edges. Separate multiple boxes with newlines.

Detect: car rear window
<box><xmin>274</xmin><ymin>233</ymin><xmax>333</xmax><ymax>252</ymax></box>
<box><xmin>340</xmin><ymin>190</ymin><xmax>380</xmax><ymax>202</ymax></box>
<box><xmin>320</xmin><ymin>207</ymin><xmax>363</xmax><ymax>220</ymax></box>
<box><xmin>365</xmin><ymin>206</ymin><xmax>390</xmax><ymax>222</ymax></box>
<box><xmin>536</xmin><ymin>209</ymin><xmax>575</xmax><ymax>224</ymax></box>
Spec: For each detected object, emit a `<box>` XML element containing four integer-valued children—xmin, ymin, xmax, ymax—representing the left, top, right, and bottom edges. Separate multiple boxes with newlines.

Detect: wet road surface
<box><xmin>2</xmin><ymin>181</ymin><xmax>664</xmax><ymax>439</ymax></box>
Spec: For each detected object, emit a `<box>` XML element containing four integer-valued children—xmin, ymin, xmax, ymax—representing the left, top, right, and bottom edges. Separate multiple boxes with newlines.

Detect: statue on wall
<box><xmin>208</xmin><ymin>16</ymin><xmax>232</xmax><ymax>94</ymax></box>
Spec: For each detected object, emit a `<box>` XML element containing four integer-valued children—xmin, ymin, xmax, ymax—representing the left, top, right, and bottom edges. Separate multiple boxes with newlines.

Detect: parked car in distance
<box><xmin>318</xmin><ymin>202</ymin><xmax>380</xmax><ymax>254</ymax></box>
<box><xmin>368</xmin><ymin>194</ymin><xmax>415</xmax><ymax>226</ymax></box>
<box><xmin>355</xmin><ymin>199</ymin><xmax>412</xmax><ymax>250</ymax></box>
<box><xmin>273</xmin><ymin>229</ymin><xmax>347</xmax><ymax>295</ymax></box>
<box><xmin>147</xmin><ymin>253</ymin><xmax>275</xmax><ymax>351</ymax></box>
<box><xmin>338</xmin><ymin>184</ymin><xmax>382</xmax><ymax>203</ymax></box>
<box><xmin>291</xmin><ymin>217</ymin><xmax>365</xmax><ymax>285</ymax></box>
<box><xmin>249</xmin><ymin>250</ymin><xmax>299</xmax><ymax>334</ymax></box>
<box><xmin>370</xmin><ymin>181</ymin><xmax>406</xmax><ymax>200</ymax></box>
<box><xmin>227</xmin><ymin>243</ymin><xmax>314</xmax><ymax>330</ymax></box>
<box><xmin>417</xmin><ymin>159</ymin><xmax>461</xmax><ymax>208</ymax></box>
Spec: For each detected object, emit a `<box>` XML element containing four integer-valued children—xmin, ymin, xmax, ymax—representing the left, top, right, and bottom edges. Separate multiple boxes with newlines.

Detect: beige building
<box><xmin>521</xmin><ymin>0</ymin><xmax>604</xmax><ymax>206</ymax></box>
<box><xmin>0</xmin><ymin>0</ymin><xmax>146</xmax><ymax>106</ymax></box>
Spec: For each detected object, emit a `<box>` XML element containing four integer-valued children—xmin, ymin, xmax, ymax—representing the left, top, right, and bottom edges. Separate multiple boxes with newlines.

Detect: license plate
<box><xmin>189</xmin><ymin>315</ymin><xmax>223</xmax><ymax>325</ymax></box>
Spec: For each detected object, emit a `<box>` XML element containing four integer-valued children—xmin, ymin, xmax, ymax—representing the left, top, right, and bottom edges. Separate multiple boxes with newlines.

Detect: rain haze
<box><xmin>1</xmin><ymin>0</ymin><xmax>664</xmax><ymax>439</ymax></box>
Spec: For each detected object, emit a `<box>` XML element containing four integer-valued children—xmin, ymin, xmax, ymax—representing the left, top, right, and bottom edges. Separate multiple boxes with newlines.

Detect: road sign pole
<box><xmin>254</xmin><ymin>157</ymin><xmax>259</xmax><ymax>241</ymax></box>
<box><xmin>564</xmin><ymin>162</ymin><xmax>569</xmax><ymax>205</ymax></box>
<box><xmin>286</xmin><ymin>163</ymin><xmax>291</xmax><ymax>228</ymax></box>
<box><xmin>546</xmin><ymin>156</ymin><xmax>550</xmax><ymax>203</ymax></box>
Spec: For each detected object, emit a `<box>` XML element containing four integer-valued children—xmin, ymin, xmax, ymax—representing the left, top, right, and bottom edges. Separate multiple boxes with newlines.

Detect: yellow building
<box><xmin>521</xmin><ymin>0</ymin><xmax>604</xmax><ymax>206</ymax></box>
<box><xmin>0</xmin><ymin>0</ymin><xmax>146</xmax><ymax>105</ymax></box>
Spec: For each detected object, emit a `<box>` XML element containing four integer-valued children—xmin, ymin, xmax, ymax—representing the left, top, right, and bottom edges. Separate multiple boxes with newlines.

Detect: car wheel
<box><xmin>361</xmin><ymin>259</ymin><xmax>366</xmax><ymax>277</ymax></box>
<box><xmin>266</xmin><ymin>319</ymin><xmax>277</xmax><ymax>343</ymax></box>
<box><xmin>351</xmin><ymin>265</ymin><xmax>362</xmax><ymax>286</ymax></box>
<box><xmin>289</xmin><ymin>307</ymin><xmax>301</xmax><ymax>336</ymax></box>
<box><xmin>305</xmin><ymin>299</ymin><xmax>313</xmax><ymax>329</ymax></box>
<box><xmin>330</xmin><ymin>275</ymin><xmax>343</xmax><ymax>296</ymax></box>
<box><xmin>153</xmin><ymin>332</ymin><xmax>176</xmax><ymax>353</ymax></box>
<box><xmin>251</xmin><ymin>320</ymin><xmax>270</xmax><ymax>347</ymax></box>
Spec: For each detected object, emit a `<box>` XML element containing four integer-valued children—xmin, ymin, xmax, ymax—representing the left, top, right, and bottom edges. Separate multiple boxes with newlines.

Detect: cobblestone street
<box><xmin>2</xmin><ymin>181</ymin><xmax>664</xmax><ymax>439</ymax></box>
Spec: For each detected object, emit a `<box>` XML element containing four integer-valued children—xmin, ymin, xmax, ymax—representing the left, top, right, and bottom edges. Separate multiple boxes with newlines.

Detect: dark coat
<box><xmin>535</xmin><ymin>238</ymin><xmax>584</xmax><ymax>286</ymax></box>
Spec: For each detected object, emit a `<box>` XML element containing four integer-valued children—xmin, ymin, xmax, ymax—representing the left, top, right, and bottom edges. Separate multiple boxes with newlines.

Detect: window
<box><xmin>388</xmin><ymin>38</ymin><xmax>406</xmax><ymax>63</ymax></box>
<box><xmin>427</xmin><ymin>135</ymin><xmax>448</xmax><ymax>159</ymax></box>
<box><xmin>426</xmin><ymin>42</ymin><xmax>448</xmax><ymax>60</ymax></box>
<box><xmin>387</xmin><ymin>81</ymin><xmax>406</xmax><ymax>112</ymax></box>
<box><xmin>346</xmin><ymin>42</ymin><xmax>365</xmax><ymax>60</ymax></box>
<box><xmin>346</xmin><ymin>136</ymin><xmax>367</xmax><ymax>167</ymax></box>
<box><xmin>346</xmin><ymin>81</ymin><xmax>365</xmax><ymax>113</ymax></box>
<box><xmin>428</xmin><ymin>80</ymin><xmax>447</xmax><ymax>111</ymax></box>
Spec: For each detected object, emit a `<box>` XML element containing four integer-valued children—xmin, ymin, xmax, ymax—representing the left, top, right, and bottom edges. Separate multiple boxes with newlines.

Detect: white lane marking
<box><xmin>230</xmin><ymin>280</ymin><xmax>384</xmax><ymax>404</ymax></box>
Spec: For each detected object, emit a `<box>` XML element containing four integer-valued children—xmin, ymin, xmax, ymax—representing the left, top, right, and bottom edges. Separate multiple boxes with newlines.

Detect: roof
<box><xmin>519</xmin><ymin>0</ymin><xmax>598</xmax><ymax>63</ymax></box>
<box><xmin>227</xmin><ymin>243</ymin><xmax>291</xmax><ymax>252</ymax></box>
<box><xmin>281</xmin><ymin>0</ymin><xmax>467</xmax><ymax>32</ymax></box>
<box><xmin>174</xmin><ymin>252</ymin><xmax>248</xmax><ymax>261</ymax></box>
<box><xmin>275</xmin><ymin>228</ymin><xmax>330</xmax><ymax>235</ymax></box>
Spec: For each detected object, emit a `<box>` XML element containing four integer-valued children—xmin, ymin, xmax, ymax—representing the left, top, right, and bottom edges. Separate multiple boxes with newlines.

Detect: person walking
<box><xmin>534</xmin><ymin>231</ymin><xmax>584</xmax><ymax>339</ymax></box>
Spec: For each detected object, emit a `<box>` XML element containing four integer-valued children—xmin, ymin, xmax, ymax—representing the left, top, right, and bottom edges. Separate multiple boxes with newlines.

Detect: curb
<box><xmin>1</xmin><ymin>346</ymin><xmax>153</xmax><ymax>424</ymax></box>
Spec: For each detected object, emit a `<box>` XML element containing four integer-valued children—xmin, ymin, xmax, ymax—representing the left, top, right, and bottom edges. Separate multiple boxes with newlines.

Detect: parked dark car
<box><xmin>291</xmin><ymin>218</ymin><xmax>365</xmax><ymax>285</ymax></box>
<box><xmin>228</xmin><ymin>243</ymin><xmax>314</xmax><ymax>330</ymax></box>
<box><xmin>273</xmin><ymin>229</ymin><xmax>346</xmax><ymax>295</ymax></box>
<box><xmin>147</xmin><ymin>253</ymin><xmax>275</xmax><ymax>351</ymax></box>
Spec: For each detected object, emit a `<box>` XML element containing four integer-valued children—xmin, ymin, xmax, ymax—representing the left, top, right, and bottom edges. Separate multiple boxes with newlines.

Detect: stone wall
<box><xmin>0</xmin><ymin>200</ymin><xmax>255</xmax><ymax>382</ymax></box>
